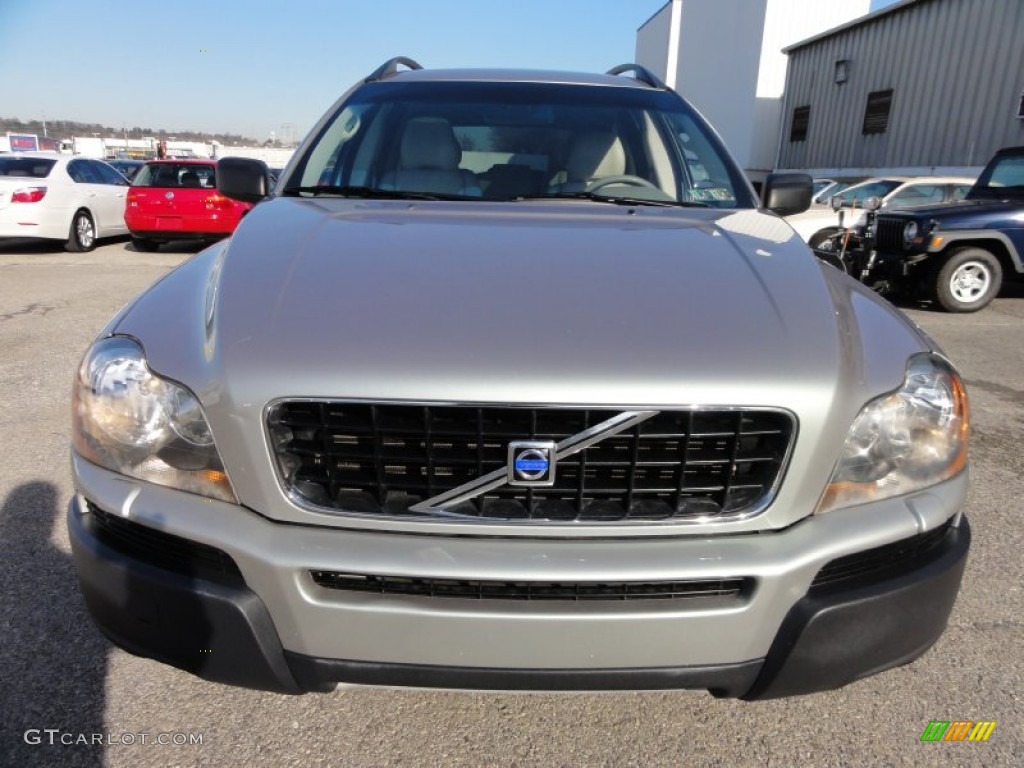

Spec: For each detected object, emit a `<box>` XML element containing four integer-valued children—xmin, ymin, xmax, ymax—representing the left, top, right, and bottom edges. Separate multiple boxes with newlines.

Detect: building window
<box><xmin>862</xmin><ymin>89</ymin><xmax>893</xmax><ymax>135</ymax></box>
<box><xmin>834</xmin><ymin>60</ymin><xmax>849</xmax><ymax>84</ymax></box>
<box><xmin>790</xmin><ymin>106</ymin><xmax>810</xmax><ymax>142</ymax></box>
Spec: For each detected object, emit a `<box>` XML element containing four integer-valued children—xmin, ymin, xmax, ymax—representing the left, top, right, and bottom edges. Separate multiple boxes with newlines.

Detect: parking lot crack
<box><xmin>965</xmin><ymin>379</ymin><xmax>1024</xmax><ymax>407</ymax></box>
<box><xmin>0</xmin><ymin>303</ymin><xmax>55</xmax><ymax>322</ymax></box>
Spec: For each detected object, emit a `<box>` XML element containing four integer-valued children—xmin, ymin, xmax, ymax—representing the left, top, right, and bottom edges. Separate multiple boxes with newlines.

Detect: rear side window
<box><xmin>134</xmin><ymin>163</ymin><xmax>217</xmax><ymax>188</ymax></box>
<box><xmin>0</xmin><ymin>157</ymin><xmax>56</xmax><ymax>178</ymax></box>
<box><xmin>68</xmin><ymin>159</ymin><xmax>103</xmax><ymax>183</ymax></box>
<box><xmin>886</xmin><ymin>184</ymin><xmax>945</xmax><ymax>208</ymax></box>
<box><xmin>950</xmin><ymin>184</ymin><xmax>972</xmax><ymax>201</ymax></box>
<box><xmin>93</xmin><ymin>161</ymin><xmax>130</xmax><ymax>185</ymax></box>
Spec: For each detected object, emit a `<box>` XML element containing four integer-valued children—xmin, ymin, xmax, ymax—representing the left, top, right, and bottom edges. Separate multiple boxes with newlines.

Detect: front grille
<box><xmin>810</xmin><ymin>519</ymin><xmax>954</xmax><ymax>591</ymax></box>
<box><xmin>84</xmin><ymin>500</ymin><xmax>244</xmax><ymax>585</ymax></box>
<box><xmin>874</xmin><ymin>215</ymin><xmax>909</xmax><ymax>252</ymax></box>
<box><xmin>310</xmin><ymin>571</ymin><xmax>752</xmax><ymax>602</ymax></box>
<box><xmin>269</xmin><ymin>403</ymin><xmax>794</xmax><ymax>523</ymax></box>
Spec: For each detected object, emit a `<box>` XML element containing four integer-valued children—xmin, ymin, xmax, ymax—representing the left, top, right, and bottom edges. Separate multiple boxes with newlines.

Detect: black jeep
<box><xmin>871</xmin><ymin>146</ymin><xmax>1024</xmax><ymax>312</ymax></box>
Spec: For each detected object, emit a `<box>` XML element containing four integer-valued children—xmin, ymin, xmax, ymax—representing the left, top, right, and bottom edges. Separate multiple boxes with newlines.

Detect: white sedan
<box><xmin>0</xmin><ymin>153</ymin><xmax>130</xmax><ymax>251</ymax></box>
<box><xmin>785</xmin><ymin>175</ymin><xmax>975</xmax><ymax>247</ymax></box>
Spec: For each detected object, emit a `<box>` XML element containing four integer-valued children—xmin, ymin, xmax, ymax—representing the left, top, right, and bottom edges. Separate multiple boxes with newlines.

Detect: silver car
<box><xmin>68</xmin><ymin>59</ymin><xmax>970</xmax><ymax>699</ymax></box>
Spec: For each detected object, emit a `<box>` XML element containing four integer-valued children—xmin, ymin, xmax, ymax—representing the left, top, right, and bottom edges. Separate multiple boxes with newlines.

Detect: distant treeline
<box><xmin>0</xmin><ymin>117</ymin><xmax>257</xmax><ymax>146</ymax></box>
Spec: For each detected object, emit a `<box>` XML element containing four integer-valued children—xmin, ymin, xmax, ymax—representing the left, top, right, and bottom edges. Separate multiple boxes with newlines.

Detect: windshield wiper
<box><xmin>511</xmin><ymin>192</ymin><xmax>710</xmax><ymax>208</ymax></box>
<box><xmin>281</xmin><ymin>185</ymin><xmax>466</xmax><ymax>201</ymax></box>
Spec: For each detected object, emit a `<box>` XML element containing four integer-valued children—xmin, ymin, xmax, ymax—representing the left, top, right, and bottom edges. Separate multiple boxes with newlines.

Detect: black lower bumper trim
<box><xmin>68</xmin><ymin>492</ymin><xmax>970</xmax><ymax>698</ymax></box>
<box><xmin>68</xmin><ymin>498</ymin><xmax>301</xmax><ymax>694</ymax></box>
<box><xmin>744</xmin><ymin>517</ymin><xmax>970</xmax><ymax>700</ymax></box>
<box><xmin>284</xmin><ymin>653</ymin><xmax>763</xmax><ymax>697</ymax></box>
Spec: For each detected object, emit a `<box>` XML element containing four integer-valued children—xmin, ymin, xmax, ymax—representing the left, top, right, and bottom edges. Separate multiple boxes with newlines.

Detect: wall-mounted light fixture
<box><xmin>835</xmin><ymin>59</ymin><xmax>849</xmax><ymax>85</ymax></box>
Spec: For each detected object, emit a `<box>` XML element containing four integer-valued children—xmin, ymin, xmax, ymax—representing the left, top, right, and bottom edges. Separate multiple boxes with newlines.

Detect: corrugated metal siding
<box><xmin>778</xmin><ymin>0</ymin><xmax>1024</xmax><ymax>172</ymax></box>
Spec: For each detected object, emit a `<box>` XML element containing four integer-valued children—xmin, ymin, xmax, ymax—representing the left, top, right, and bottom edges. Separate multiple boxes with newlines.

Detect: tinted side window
<box><xmin>92</xmin><ymin>161</ymin><xmax>128</xmax><ymax>185</ymax></box>
<box><xmin>67</xmin><ymin>160</ymin><xmax>90</xmax><ymax>183</ymax></box>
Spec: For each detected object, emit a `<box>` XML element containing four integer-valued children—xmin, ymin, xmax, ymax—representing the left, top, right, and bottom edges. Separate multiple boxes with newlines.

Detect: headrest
<box><xmin>400</xmin><ymin>118</ymin><xmax>461</xmax><ymax>170</ymax></box>
<box><xmin>567</xmin><ymin>133</ymin><xmax>626</xmax><ymax>182</ymax></box>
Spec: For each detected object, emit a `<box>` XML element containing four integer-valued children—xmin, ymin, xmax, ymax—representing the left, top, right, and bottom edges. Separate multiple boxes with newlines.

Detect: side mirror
<box><xmin>217</xmin><ymin>157</ymin><xmax>271</xmax><ymax>203</ymax></box>
<box><xmin>863</xmin><ymin>196</ymin><xmax>882</xmax><ymax>212</ymax></box>
<box><xmin>762</xmin><ymin>173</ymin><xmax>813</xmax><ymax>216</ymax></box>
<box><xmin>829</xmin><ymin>194</ymin><xmax>843</xmax><ymax>212</ymax></box>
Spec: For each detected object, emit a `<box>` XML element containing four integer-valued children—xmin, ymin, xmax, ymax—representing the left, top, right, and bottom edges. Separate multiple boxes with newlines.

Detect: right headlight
<box><xmin>903</xmin><ymin>220</ymin><xmax>919</xmax><ymax>244</ymax></box>
<box><xmin>72</xmin><ymin>336</ymin><xmax>237</xmax><ymax>503</ymax></box>
<box><xmin>816</xmin><ymin>354</ymin><xmax>968</xmax><ymax>514</ymax></box>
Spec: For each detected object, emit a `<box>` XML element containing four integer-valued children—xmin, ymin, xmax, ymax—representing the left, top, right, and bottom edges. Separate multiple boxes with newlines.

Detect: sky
<box><xmin>2</xmin><ymin>0</ymin><xmax>900</xmax><ymax>143</ymax></box>
<box><xmin>0</xmin><ymin>0</ymin><xmax>667</xmax><ymax>141</ymax></box>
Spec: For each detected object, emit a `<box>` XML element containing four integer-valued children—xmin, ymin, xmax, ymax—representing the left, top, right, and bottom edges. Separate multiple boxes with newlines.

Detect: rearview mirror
<box><xmin>829</xmin><ymin>195</ymin><xmax>843</xmax><ymax>212</ymax></box>
<box><xmin>217</xmin><ymin>157</ymin><xmax>271</xmax><ymax>203</ymax></box>
<box><xmin>762</xmin><ymin>173</ymin><xmax>813</xmax><ymax>216</ymax></box>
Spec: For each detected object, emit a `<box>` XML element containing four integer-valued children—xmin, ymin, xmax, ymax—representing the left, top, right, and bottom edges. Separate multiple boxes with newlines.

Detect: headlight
<box><xmin>816</xmin><ymin>354</ymin><xmax>967</xmax><ymax>514</ymax></box>
<box><xmin>72</xmin><ymin>336</ymin><xmax>237</xmax><ymax>502</ymax></box>
<box><xmin>903</xmin><ymin>221</ymin><xmax>918</xmax><ymax>244</ymax></box>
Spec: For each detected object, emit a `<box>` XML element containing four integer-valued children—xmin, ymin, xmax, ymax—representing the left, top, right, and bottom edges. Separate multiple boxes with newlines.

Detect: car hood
<box><xmin>129</xmin><ymin>200</ymin><xmax>847</xmax><ymax>399</ymax></box>
<box><xmin>113</xmin><ymin>198</ymin><xmax>933</xmax><ymax>530</ymax></box>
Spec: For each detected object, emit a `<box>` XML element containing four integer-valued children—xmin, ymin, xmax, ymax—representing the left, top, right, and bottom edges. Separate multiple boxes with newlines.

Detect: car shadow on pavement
<box><xmin>125</xmin><ymin>238</ymin><xmax>219</xmax><ymax>254</ymax></box>
<box><xmin>890</xmin><ymin>277</ymin><xmax>1024</xmax><ymax>312</ymax></box>
<box><xmin>0</xmin><ymin>236</ymin><xmax>131</xmax><ymax>255</ymax></box>
<box><xmin>0</xmin><ymin>481</ymin><xmax>106</xmax><ymax>768</ymax></box>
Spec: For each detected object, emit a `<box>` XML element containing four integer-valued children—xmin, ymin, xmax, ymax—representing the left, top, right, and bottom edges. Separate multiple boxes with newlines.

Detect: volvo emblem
<box><xmin>508</xmin><ymin>441</ymin><xmax>557</xmax><ymax>486</ymax></box>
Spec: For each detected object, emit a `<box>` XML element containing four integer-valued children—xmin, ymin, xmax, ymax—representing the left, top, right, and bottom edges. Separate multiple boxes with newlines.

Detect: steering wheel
<box><xmin>584</xmin><ymin>175</ymin><xmax>660</xmax><ymax>193</ymax></box>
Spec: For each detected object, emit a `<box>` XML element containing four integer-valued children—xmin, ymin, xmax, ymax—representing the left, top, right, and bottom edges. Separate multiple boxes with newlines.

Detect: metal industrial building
<box><xmin>636</xmin><ymin>0</ymin><xmax>872</xmax><ymax>184</ymax></box>
<box><xmin>777</xmin><ymin>0</ymin><xmax>1024</xmax><ymax>178</ymax></box>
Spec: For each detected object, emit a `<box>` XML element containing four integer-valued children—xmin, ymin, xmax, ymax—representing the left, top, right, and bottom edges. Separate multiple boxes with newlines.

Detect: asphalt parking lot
<box><xmin>0</xmin><ymin>236</ymin><xmax>1021</xmax><ymax>767</ymax></box>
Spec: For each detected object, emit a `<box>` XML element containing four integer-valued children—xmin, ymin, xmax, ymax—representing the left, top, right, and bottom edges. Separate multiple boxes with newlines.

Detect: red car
<box><xmin>125</xmin><ymin>160</ymin><xmax>252</xmax><ymax>251</ymax></box>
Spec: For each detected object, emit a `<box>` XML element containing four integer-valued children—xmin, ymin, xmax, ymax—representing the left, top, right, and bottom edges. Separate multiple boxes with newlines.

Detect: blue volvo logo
<box><xmin>508</xmin><ymin>441</ymin><xmax>557</xmax><ymax>486</ymax></box>
<box><xmin>514</xmin><ymin>449</ymin><xmax>550</xmax><ymax>479</ymax></box>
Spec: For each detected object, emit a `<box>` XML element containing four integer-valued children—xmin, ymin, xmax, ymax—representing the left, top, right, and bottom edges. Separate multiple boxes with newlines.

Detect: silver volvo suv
<box><xmin>68</xmin><ymin>59</ymin><xmax>970</xmax><ymax>699</ymax></box>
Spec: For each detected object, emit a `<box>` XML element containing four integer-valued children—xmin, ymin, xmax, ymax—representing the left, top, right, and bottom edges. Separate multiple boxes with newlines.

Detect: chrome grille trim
<box><xmin>409</xmin><ymin>410</ymin><xmax>658</xmax><ymax>514</ymax></box>
<box><xmin>266</xmin><ymin>401</ymin><xmax>796</xmax><ymax>525</ymax></box>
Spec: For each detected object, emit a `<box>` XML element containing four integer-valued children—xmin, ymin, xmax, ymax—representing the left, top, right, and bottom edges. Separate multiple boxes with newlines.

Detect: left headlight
<box><xmin>902</xmin><ymin>220</ymin><xmax>919</xmax><ymax>245</ymax></box>
<box><xmin>816</xmin><ymin>354</ymin><xmax>968</xmax><ymax>514</ymax></box>
<box><xmin>72</xmin><ymin>336</ymin><xmax>237</xmax><ymax>503</ymax></box>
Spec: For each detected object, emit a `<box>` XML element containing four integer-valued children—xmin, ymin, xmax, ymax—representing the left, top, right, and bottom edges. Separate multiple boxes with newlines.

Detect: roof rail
<box><xmin>365</xmin><ymin>56</ymin><xmax>424</xmax><ymax>83</ymax></box>
<box><xmin>605</xmin><ymin>63</ymin><xmax>667</xmax><ymax>90</ymax></box>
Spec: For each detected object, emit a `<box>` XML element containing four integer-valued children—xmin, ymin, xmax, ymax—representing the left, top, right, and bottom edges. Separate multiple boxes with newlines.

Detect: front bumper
<box><xmin>68</xmin><ymin>458</ymin><xmax>970</xmax><ymax>699</ymax></box>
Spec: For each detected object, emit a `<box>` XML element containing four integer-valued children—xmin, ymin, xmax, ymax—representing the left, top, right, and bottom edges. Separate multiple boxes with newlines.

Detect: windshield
<box><xmin>968</xmin><ymin>150</ymin><xmax>1024</xmax><ymax>199</ymax></box>
<box><xmin>0</xmin><ymin>157</ymin><xmax>56</xmax><ymax>178</ymax></box>
<box><xmin>834</xmin><ymin>179</ymin><xmax>902</xmax><ymax>207</ymax></box>
<box><xmin>286</xmin><ymin>81</ymin><xmax>754</xmax><ymax>208</ymax></box>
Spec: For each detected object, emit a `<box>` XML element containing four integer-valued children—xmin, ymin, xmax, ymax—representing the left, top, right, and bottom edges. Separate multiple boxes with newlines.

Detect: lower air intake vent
<box><xmin>810</xmin><ymin>519</ymin><xmax>955</xmax><ymax>591</ymax></box>
<box><xmin>310</xmin><ymin>571</ymin><xmax>753</xmax><ymax>602</ymax></box>
<box><xmin>84</xmin><ymin>500</ymin><xmax>244</xmax><ymax>585</ymax></box>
